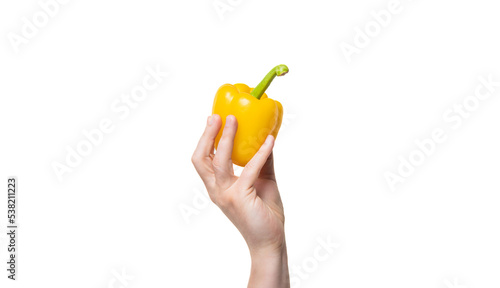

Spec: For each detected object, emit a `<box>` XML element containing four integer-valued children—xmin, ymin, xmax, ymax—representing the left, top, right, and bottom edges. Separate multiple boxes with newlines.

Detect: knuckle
<box><xmin>245</xmin><ymin>159</ymin><xmax>257</xmax><ymax>171</ymax></box>
<box><xmin>191</xmin><ymin>154</ymin><xmax>204</xmax><ymax>171</ymax></box>
<box><xmin>211</xmin><ymin>156</ymin><xmax>223</xmax><ymax>170</ymax></box>
<box><xmin>220</xmin><ymin>133</ymin><xmax>232</xmax><ymax>143</ymax></box>
<box><xmin>207</xmin><ymin>192</ymin><xmax>218</xmax><ymax>205</ymax></box>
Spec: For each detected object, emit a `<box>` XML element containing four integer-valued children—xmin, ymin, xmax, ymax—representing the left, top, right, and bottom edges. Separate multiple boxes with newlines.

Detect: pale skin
<box><xmin>191</xmin><ymin>114</ymin><xmax>290</xmax><ymax>288</ymax></box>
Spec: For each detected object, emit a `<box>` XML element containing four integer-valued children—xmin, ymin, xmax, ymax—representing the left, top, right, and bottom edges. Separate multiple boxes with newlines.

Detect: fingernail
<box><xmin>226</xmin><ymin>115</ymin><xmax>233</xmax><ymax>124</ymax></box>
<box><xmin>207</xmin><ymin>115</ymin><xmax>213</xmax><ymax>126</ymax></box>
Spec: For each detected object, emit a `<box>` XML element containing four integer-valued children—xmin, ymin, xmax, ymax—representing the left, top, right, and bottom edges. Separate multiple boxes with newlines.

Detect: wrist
<box><xmin>248</xmin><ymin>241</ymin><xmax>289</xmax><ymax>288</ymax></box>
<box><xmin>249</xmin><ymin>240</ymin><xmax>286</xmax><ymax>260</ymax></box>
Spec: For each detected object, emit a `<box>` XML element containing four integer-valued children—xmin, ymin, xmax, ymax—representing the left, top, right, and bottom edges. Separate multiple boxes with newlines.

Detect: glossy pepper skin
<box><xmin>212</xmin><ymin>65</ymin><xmax>288</xmax><ymax>167</ymax></box>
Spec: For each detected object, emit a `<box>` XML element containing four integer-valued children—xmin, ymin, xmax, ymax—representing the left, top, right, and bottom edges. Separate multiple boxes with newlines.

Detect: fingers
<box><xmin>212</xmin><ymin>115</ymin><xmax>237</xmax><ymax>187</ymax></box>
<box><xmin>239</xmin><ymin>135</ymin><xmax>275</xmax><ymax>189</ymax></box>
<box><xmin>192</xmin><ymin>114</ymin><xmax>222</xmax><ymax>179</ymax></box>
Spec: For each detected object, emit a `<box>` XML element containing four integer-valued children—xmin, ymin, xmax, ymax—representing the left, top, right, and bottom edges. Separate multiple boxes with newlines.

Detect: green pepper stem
<box><xmin>250</xmin><ymin>64</ymin><xmax>289</xmax><ymax>100</ymax></box>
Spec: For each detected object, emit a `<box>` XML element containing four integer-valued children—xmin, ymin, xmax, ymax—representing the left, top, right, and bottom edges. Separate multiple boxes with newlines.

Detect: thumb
<box><xmin>238</xmin><ymin>135</ymin><xmax>275</xmax><ymax>189</ymax></box>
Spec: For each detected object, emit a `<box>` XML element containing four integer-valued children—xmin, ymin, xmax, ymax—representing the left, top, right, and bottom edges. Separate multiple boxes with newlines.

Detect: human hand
<box><xmin>191</xmin><ymin>114</ymin><xmax>289</xmax><ymax>287</ymax></box>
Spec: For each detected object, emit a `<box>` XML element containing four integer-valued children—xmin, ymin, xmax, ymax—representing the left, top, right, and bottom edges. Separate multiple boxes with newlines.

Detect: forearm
<box><xmin>248</xmin><ymin>242</ymin><xmax>290</xmax><ymax>288</ymax></box>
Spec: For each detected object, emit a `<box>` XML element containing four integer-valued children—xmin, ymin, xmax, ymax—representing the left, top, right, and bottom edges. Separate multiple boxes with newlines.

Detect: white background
<box><xmin>1</xmin><ymin>0</ymin><xmax>500</xmax><ymax>287</ymax></box>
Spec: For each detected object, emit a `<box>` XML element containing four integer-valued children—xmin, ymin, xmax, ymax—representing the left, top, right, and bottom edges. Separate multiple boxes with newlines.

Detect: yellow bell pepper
<box><xmin>212</xmin><ymin>65</ymin><xmax>288</xmax><ymax>166</ymax></box>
